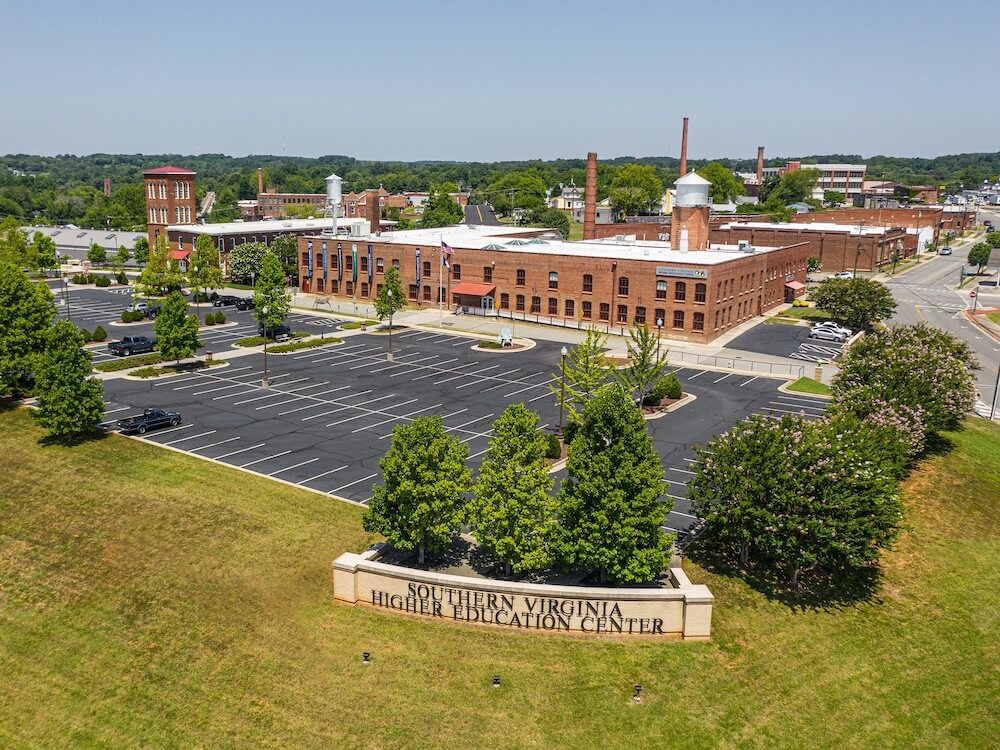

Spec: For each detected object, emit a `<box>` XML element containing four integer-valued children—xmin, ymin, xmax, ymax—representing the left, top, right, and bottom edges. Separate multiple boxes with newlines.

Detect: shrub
<box><xmin>209</xmin><ymin>291</ymin><xmax>219</xmax><ymax>301</ymax></box>
<box><xmin>95</xmin><ymin>353</ymin><xmax>164</xmax><ymax>372</ymax></box>
<box><xmin>644</xmin><ymin>372</ymin><xmax>682</xmax><ymax>405</ymax></box>
<box><xmin>116</xmin><ymin>271</ymin><xmax>128</xmax><ymax>284</ymax></box>
<box><xmin>203</xmin><ymin>312</ymin><xmax>216</xmax><ymax>325</ymax></box>
<box><xmin>214</xmin><ymin>312</ymin><xmax>226</xmax><ymax>324</ymax></box>
<box><xmin>562</xmin><ymin>418</ymin><xmax>580</xmax><ymax>445</ymax></box>
<box><xmin>95</xmin><ymin>275</ymin><xmax>111</xmax><ymax>287</ymax></box>
<box><xmin>86</xmin><ymin>274</ymin><xmax>97</xmax><ymax>284</ymax></box>
<box><xmin>340</xmin><ymin>319</ymin><xmax>378</xmax><ymax>330</ymax></box>
<box><xmin>72</xmin><ymin>274</ymin><xmax>86</xmax><ymax>284</ymax></box>
<box><xmin>91</xmin><ymin>325</ymin><xmax>107</xmax><ymax>341</ymax></box>
<box><xmin>543</xmin><ymin>432</ymin><xmax>562</xmax><ymax>460</ymax></box>
<box><xmin>792</xmin><ymin>299</ymin><xmax>809</xmax><ymax>307</ymax></box>
<box><xmin>79</xmin><ymin>327</ymin><xmax>93</xmax><ymax>342</ymax></box>
<box><xmin>121</xmin><ymin>310</ymin><xmax>140</xmax><ymax>323</ymax></box>
<box><xmin>269</xmin><ymin>337</ymin><xmax>342</xmax><ymax>353</ymax></box>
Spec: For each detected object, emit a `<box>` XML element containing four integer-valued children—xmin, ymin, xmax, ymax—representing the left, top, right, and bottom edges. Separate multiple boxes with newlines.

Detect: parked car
<box><xmin>235</xmin><ymin>297</ymin><xmax>255</xmax><ymax>311</ymax></box>
<box><xmin>939</xmin><ymin>247</ymin><xmax>953</xmax><ymax>255</ymax></box>
<box><xmin>213</xmin><ymin>295</ymin><xmax>239</xmax><ymax>307</ymax></box>
<box><xmin>117</xmin><ymin>408</ymin><xmax>181</xmax><ymax>435</ymax></box>
<box><xmin>813</xmin><ymin>321</ymin><xmax>852</xmax><ymax>337</ymax></box>
<box><xmin>809</xmin><ymin>327</ymin><xmax>847</xmax><ymax>343</ymax></box>
<box><xmin>107</xmin><ymin>335</ymin><xmax>157</xmax><ymax>357</ymax></box>
<box><xmin>832</xmin><ymin>271</ymin><xmax>854</xmax><ymax>280</ymax></box>
<box><xmin>258</xmin><ymin>323</ymin><xmax>291</xmax><ymax>340</ymax></box>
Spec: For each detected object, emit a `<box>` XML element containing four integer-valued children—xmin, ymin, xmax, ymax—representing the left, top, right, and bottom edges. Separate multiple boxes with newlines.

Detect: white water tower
<box><xmin>673</xmin><ymin>172</ymin><xmax>710</xmax><ymax>207</ymax></box>
<box><xmin>326</xmin><ymin>173</ymin><xmax>343</xmax><ymax>228</ymax></box>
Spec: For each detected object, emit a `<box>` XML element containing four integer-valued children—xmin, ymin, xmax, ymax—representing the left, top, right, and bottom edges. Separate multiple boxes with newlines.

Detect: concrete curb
<box><xmin>776</xmin><ymin>381</ymin><xmax>833</xmax><ymax>400</ymax></box>
<box><xmin>471</xmin><ymin>338</ymin><xmax>537</xmax><ymax>353</ymax></box>
<box><xmin>119</xmin><ymin>360</ymin><xmax>230</xmax><ymax>381</ymax></box>
<box><xmin>963</xmin><ymin>309</ymin><xmax>1000</xmax><ymax>344</ymax></box>
<box><xmin>644</xmin><ymin>392</ymin><xmax>698</xmax><ymax>421</ymax></box>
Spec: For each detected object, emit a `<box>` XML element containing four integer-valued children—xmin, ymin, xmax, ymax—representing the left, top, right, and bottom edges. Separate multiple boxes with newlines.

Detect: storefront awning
<box><xmin>450</xmin><ymin>281</ymin><xmax>496</xmax><ymax>296</ymax></box>
<box><xmin>170</xmin><ymin>249</ymin><xmax>191</xmax><ymax>261</ymax></box>
<box><xmin>784</xmin><ymin>281</ymin><xmax>806</xmax><ymax>291</ymax></box>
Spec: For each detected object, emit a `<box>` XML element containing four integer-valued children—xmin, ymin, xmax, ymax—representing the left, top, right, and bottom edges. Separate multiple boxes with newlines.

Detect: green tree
<box><xmin>419</xmin><ymin>188</ymin><xmax>465</xmax><ymax>228</ymax></box>
<box><xmin>549</xmin><ymin>327</ymin><xmax>611</xmax><ymax>423</ymax></box>
<box><xmin>271</xmin><ymin>234</ymin><xmax>300</xmax><ymax>279</ymax></box>
<box><xmin>132</xmin><ymin>237</ymin><xmax>149</xmax><ymax>267</ymax></box>
<box><xmin>698</xmin><ymin>162</ymin><xmax>744</xmax><ymax>203</ymax></box>
<box><xmin>228</xmin><ymin>241</ymin><xmax>269</xmax><ymax>283</ymax></box>
<box><xmin>811</xmin><ymin>277</ymin><xmax>896</xmax><ymax>330</ymax></box>
<box><xmin>32</xmin><ymin>320</ymin><xmax>105</xmax><ymax>439</ymax></box>
<box><xmin>252</xmin><ymin>251</ymin><xmax>291</xmax><ymax>333</ymax></box>
<box><xmin>768</xmin><ymin>168</ymin><xmax>821</xmax><ymax>205</ymax></box>
<box><xmin>484</xmin><ymin>171</ymin><xmax>547</xmax><ymax>215</ymax></box>
<box><xmin>363</xmin><ymin>416</ymin><xmax>471</xmax><ymax>564</ymax></box>
<box><xmin>114</xmin><ymin>245</ymin><xmax>130</xmax><ymax>272</ymax></box>
<box><xmin>615</xmin><ymin>325</ymin><xmax>668</xmax><ymax>406</ymax></box>
<box><xmin>986</xmin><ymin>231</ymin><xmax>1000</xmax><ymax>249</ymax></box>
<box><xmin>87</xmin><ymin>242</ymin><xmax>107</xmax><ymax>266</ymax></box>
<box><xmin>154</xmin><ymin>291</ymin><xmax>202</xmax><ymax>364</ymax></box>
<box><xmin>823</xmin><ymin>190</ymin><xmax>846</xmax><ymax>205</ymax></box>
<box><xmin>0</xmin><ymin>216</ymin><xmax>30</xmax><ymax>267</ymax></box>
<box><xmin>525</xmin><ymin>206</ymin><xmax>570</xmax><ymax>238</ymax></box>
<box><xmin>469</xmin><ymin>404</ymin><xmax>556</xmax><ymax>575</ymax></box>
<box><xmin>556</xmin><ymin>384</ymin><xmax>669</xmax><ymax>583</ymax></box>
<box><xmin>832</xmin><ymin>323</ymin><xmax>977</xmax><ymax>433</ymax></box>
<box><xmin>374</xmin><ymin>265</ymin><xmax>407</xmax><ymax>327</ymax></box>
<box><xmin>968</xmin><ymin>242</ymin><xmax>992</xmax><ymax>273</ymax></box>
<box><xmin>689</xmin><ymin>414</ymin><xmax>902</xmax><ymax>586</ymax></box>
<box><xmin>807</xmin><ymin>256</ymin><xmax>821</xmax><ymax>272</ymax></box>
<box><xmin>32</xmin><ymin>232</ymin><xmax>57</xmax><ymax>272</ymax></box>
<box><xmin>137</xmin><ymin>235</ymin><xmax>181</xmax><ymax>296</ymax></box>
<box><xmin>609</xmin><ymin>164</ymin><xmax>663</xmax><ymax>216</ymax></box>
<box><xmin>0</xmin><ymin>261</ymin><xmax>56</xmax><ymax>394</ymax></box>
<box><xmin>188</xmin><ymin>234</ymin><xmax>224</xmax><ymax>321</ymax></box>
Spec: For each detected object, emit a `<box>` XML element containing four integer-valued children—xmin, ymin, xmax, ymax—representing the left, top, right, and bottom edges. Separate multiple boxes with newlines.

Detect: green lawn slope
<box><xmin>0</xmin><ymin>407</ymin><xmax>997</xmax><ymax>749</ymax></box>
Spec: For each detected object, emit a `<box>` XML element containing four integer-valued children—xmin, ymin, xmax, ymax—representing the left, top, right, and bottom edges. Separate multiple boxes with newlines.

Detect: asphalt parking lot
<box><xmin>727</xmin><ymin>320</ymin><xmax>846</xmax><ymax>363</ymax></box>
<box><xmin>100</xmin><ymin>325</ymin><xmax>830</xmax><ymax>536</ymax></box>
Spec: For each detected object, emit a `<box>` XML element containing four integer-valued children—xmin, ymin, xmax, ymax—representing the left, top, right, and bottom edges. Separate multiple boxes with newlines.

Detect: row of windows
<box><xmin>146</xmin><ymin>181</ymin><xmax>191</xmax><ymax>200</ymax></box>
<box><xmin>492</xmin><ymin>294</ymin><xmax>706</xmax><ymax>331</ymax></box>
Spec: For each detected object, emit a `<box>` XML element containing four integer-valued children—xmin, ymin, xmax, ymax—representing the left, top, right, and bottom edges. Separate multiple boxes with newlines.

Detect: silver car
<box><xmin>809</xmin><ymin>327</ymin><xmax>847</xmax><ymax>342</ymax></box>
<box><xmin>813</xmin><ymin>321</ymin><xmax>851</xmax><ymax>337</ymax></box>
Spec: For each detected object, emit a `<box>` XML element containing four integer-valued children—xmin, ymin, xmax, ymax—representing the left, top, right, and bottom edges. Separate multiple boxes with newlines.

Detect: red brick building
<box><xmin>144</xmin><ymin>166</ymin><xmax>196</xmax><ymax>247</ymax></box>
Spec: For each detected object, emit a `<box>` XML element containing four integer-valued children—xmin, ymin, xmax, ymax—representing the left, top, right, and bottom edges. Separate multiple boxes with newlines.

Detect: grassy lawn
<box><xmin>568</xmin><ymin>219</ymin><xmax>584</xmax><ymax>241</ymax></box>
<box><xmin>786</xmin><ymin>376</ymin><xmax>832</xmax><ymax>396</ymax></box>
<box><xmin>988</xmin><ymin>312</ymin><xmax>1000</xmax><ymax>326</ymax></box>
<box><xmin>0</xmin><ymin>406</ymin><xmax>997</xmax><ymax>748</ymax></box>
<box><xmin>776</xmin><ymin>305</ymin><xmax>833</xmax><ymax>322</ymax></box>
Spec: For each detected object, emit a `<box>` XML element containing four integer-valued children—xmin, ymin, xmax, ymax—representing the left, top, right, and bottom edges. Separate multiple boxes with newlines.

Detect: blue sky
<box><xmin>2</xmin><ymin>0</ymin><xmax>997</xmax><ymax>160</ymax></box>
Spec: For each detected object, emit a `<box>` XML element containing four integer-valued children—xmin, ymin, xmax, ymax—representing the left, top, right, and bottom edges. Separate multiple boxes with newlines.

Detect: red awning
<box><xmin>784</xmin><ymin>281</ymin><xmax>806</xmax><ymax>291</ymax></box>
<box><xmin>450</xmin><ymin>281</ymin><xmax>496</xmax><ymax>296</ymax></box>
<box><xmin>170</xmin><ymin>249</ymin><xmax>191</xmax><ymax>260</ymax></box>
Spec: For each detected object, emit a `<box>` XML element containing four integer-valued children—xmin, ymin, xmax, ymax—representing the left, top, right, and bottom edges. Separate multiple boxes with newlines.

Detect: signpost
<box><xmin>970</xmin><ymin>289</ymin><xmax>978</xmax><ymax>312</ymax></box>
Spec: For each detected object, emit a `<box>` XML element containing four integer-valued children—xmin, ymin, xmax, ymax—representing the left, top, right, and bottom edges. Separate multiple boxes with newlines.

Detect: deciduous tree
<box><xmin>0</xmin><ymin>261</ymin><xmax>55</xmax><ymax>394</ymax></box>
<box><xmin>137</xmin><ymin>235</ymin><xmax>181</xmax><ymax>296</ymax></box>
<box><xmin>374</xmin><ymin>265</ymin><xmax>406</xmax><ymax>326</ymax></box>
<box><xmin>364</xmin><ymin>416</ymin><xmax>471</xmax><ymax>563</ymax></box>
<box><xmin>469</xmin><ymin>404</ymin><xmax>556</xmax><ymax>575</ymax></box>
<box><xmin>32</xmin><ymin>320</ymin><xmax>105</xmax><ymax>439</ymax></box>
<box><xmin>549</xmin><ymin>327</ymin><xmax>611</xmax><ymax>423</ymax></box>
<box><xmin>228</xmin><ymin>241</ymin><xmax>269</xmax><ymax>283</ymax></box>
<box><xmin>609</xmin><ymin>164</ymin><xmax>663</xmax><ymax>216</ymax></box>
<box><xmin>556</xmin><ymin>384</ymin><xmax>669</xmax><ymax>583</ymax></box>
<box><xmin>253</xmin><ymin>251</ymin><xmax>291</xmax><ymax>332</ymax></box>
<box><xmin>132</xmin><ymin>237</ymin><xmax>149</xmax><ymax>267</ymax></box>
<box><xmin>188</xmin><ymin>234</ymin><xmax>224</xmax><ymax>321</ymax></box>
<box><xmin>698</xmin><ymin>162</ymin><xmax>744</xmax><ymax>203</ymax></box>
<box><xmin>615</xmin><ymin>324</ymin><xmax>668</xmax><ymax>405</ymax></box>
<box><xmin>812</xmin><ymin>277</ymin><xmax>896</xmax><ymax>331</ymax></box>
<box><xmin>968</xmin><ymin>242</ymin><xmax>992</xmax><ymax>273</ymax></box>
<box><xmin>32</xmin><ymin>232</ymin><xmax>57</xmax><ymax>272</ymax></box>
<box><xmin>87</xmin><ymin>242</ymin><xmax>107</xmax><ymax>266</ymax></box>
<box><xmin>154</xmin><ymin>291</ymin><xmax>201</xmax><ymax>363</ymax></box>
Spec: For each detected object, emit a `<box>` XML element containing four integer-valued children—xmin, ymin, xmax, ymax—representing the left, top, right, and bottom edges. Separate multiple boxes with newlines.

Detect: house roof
<box><xmin>143</xmin><ymin>165</ymin><xmax>196</xmax><ymax>175</ymax></box>
<box><xmin>450</xmin><ymin>281</ymin><xmax>497</xmax><ymax>296</ymax></box>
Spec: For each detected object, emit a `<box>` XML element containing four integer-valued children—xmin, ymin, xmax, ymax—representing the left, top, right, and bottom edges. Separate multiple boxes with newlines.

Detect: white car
<box><xmin>832</xmin><ymin>271</ymin><xmax>853</xmax><ymax>280</ymax></box>
<box><xmin>809</xmin><ymin>327</ymin><xmax>847</xmax><ymax>343</ymax></box>
<box><xmin>813</xmin><ymin>321</ymin><xmax>851</xmax><ymax>337</ymax></box>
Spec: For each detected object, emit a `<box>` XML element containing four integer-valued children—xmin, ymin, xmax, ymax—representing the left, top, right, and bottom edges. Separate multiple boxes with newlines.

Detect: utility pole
<box><xmin>853</xmin><ymin>218</ymin><xmax>864</xmax><ymax>279</ymax></box>
<box><xmin>991</xmin><ymin>365</ymin><xmax>999</xmax><ymax>421</ymax></box>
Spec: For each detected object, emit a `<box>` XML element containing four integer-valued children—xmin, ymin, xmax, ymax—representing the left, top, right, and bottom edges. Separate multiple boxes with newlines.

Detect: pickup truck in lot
<box><xmin>107</xmin><ymin>335</ymin><xmax>157</xmax><ymax>356</ymax></box>
<box><xmin>117</xmin><ymin>408</ymin><xmax>181</xmax><ymax>435</ymax></box>
<box><xmin>126</xmin><ymin>302</ymin><xmax>161</xmax><ymax>318</ymax></box>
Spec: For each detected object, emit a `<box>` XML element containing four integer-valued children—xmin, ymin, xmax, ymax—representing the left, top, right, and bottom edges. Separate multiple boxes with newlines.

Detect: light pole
<box><xmin>386</xmin><ymin>288</ymin><xmax>394</xmax><ymax>361</ymax></box>
<box><xmin>558</xmin><ymin>345</ymin><xmax>568</xmax><ymax>434</ymax></box>
<box><xmin>62</xmin><ymin>271</ymin><xmax>72</xmax><ymax>322</ymax></box>
<box><xmin>990</xmin><ymin>364</ymin><xmax>999</xmax><ymax>421</ymax></box>
<box><xmin>261</xmin><ymin>305</ymin><xmax>269</xmax><ymax>389</ymax></box>
<box><xmin>853</xmin><ymin>218</ymin><xmax>864</xmax><ymax>279</ymax></box>
<box><xmin>656</xmin><ymin>317</ymin><xmax>663</xmax><ymax>356</ymax></box>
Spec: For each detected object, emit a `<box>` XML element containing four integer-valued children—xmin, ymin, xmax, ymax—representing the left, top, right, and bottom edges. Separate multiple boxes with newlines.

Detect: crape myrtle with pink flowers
<box><xmin>688</xmin><ymin>322</ymin><xmax>978</xmax><ymax>588</ymax></box>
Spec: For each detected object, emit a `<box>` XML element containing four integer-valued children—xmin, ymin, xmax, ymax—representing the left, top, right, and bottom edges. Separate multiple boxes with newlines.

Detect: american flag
<box><xmin>441</xmin><ymin>240</ymin><xmax>454</xmax><ymax>256</ymax></box>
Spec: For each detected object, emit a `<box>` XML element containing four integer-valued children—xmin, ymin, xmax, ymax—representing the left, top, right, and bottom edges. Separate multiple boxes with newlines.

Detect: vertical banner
<box><xmin>415</xmin><ymin>248</ymin><xmax>422</xmax><ymax>286</ymax></box>
<box><xmin>337</xmin><ymin>242</ymin><xmax>343</xmax><ymax>282</ymax></box>
<box><xmin>322</xmin><ymin>241</ymin><xmax>328</xmax><ymax>275</ymax></box>
<box><xmin>367</xmin><ymin>244</ymin><xmax>373</xmax><ymax>285</ymax></box>
<box><xmin>306</xmin><ymin>240</ymin><xmax>314</xmax><ymax>277</ymax></box>
<box><xmin>351</xmin><ymin>244</ymin><xmax>358</xmax><ymax>285</ymax></box>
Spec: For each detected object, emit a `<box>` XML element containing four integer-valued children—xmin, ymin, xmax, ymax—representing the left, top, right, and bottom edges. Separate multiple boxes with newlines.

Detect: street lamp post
<box><xmin>558</xmin><ymin>345</ymin><xmax>568</xmax><ymax>434</ymax></box>
<box><xmin>655</xmin><ymin>317</ymin><xmax>663</xmax><ymax>356</ymax></box>
<box><xmin>261</xmin><ymin>305</ymin><xmax>269</xmax><ymax>389</ymax></box>
<box><xmin>62</xmin><ymin>271</ymin><xmax>72</xmax><ymax>322</ymax></box>
<box><xmin>990</xmin><ymin>364</ymin><xmax>1000</xmax><ymax>422</ymax></box>
<box><xmin>387</xmin><ymin>288</ymin><xmax>394</xmax><ymax>361</ymax></box>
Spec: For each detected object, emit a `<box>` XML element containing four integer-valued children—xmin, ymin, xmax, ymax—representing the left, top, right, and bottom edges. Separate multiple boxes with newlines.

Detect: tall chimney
<box><xmin>103</xmin><ymin>177</ymin><xmax>112</xmax><ymax>197</ymax></box>
<box><xmin>756</xmin><ymin>146</ymin><xmax>765</xmax><ymax>184</ymax></box>
<box><xmin>679</xmin><ymin>117</ymin><xmax>689</xmax><ymax>177</ymax></box>
<box><xmin>583</xmin><ymin>151</ymin><xmax>597</xmax><ymax>240</ymax></box>
<box><xmin>257</xmin><ymin>168</ymin><xmax>264</xmax><ymax>196</ymax></box>
<box><xmin>368</xmin><ymin>190</ymin><xmax>380</xmax><ymax>235</ymax></box>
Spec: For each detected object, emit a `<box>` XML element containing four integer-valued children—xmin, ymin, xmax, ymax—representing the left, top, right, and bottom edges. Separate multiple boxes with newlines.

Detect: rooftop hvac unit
<box><xmin>738</xmin><ymin>240</ymin><xmax>752</xmax><ymax>252</ymax></box>
<box><xmin>615</xmin><ymin>234</ymin><xmax>626</xmax><ymax>242</ymax></box>
<box><xmin>350</xmin><ymin>223</ymin><xmax>364</xmax><ymax>237</ymax></box>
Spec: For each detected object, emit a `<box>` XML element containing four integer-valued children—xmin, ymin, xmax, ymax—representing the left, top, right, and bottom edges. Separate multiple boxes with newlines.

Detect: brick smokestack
<box><xmin>756</xmin><ymin>146</ymin><xmax>764</xmax><ymax>184</ymax></box>
<box><xmin>257</xmin><ymin>168</ymin><xmax>264</xmax><ymax>195</ymax></box>
<box><xmin>583</xmin><ymin>151</ymin><xmax>597</xmax><ymax>240</ymax></box>
<box><xmin>368</xmin><ymin>190</ymin><xmax>380</xmax><ymax>235</ymax></box>
<box><xmin>679</xmin><ymin>117</ymin><xmax>689</xmax><ymax>176</ymax></box>
<box><xmin>103</xmin><ymin>177</ymin><xmax>112</xmax><ymax>197</ymax></box>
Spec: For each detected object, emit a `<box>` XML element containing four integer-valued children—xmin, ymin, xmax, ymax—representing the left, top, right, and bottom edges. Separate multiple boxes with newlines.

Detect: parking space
<box><xmin>101</xmin><ymin>324</ymin><xmax>831</xmax><ymax>537</ymax></box>
<box><xmin>726</xmin><ymin>320</ymin><xmax>845</xmax><ymax>363</ymax></box>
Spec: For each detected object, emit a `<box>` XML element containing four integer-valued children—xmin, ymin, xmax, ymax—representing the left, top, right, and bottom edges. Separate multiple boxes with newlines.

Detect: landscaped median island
<box><xmin>234</xmin><ymin>331</ymin><xmax>310</xmax><ymax>347</ymax></box>
<box><xmin>339</xmin><ymin>319</ymin><xmax>377</xmax><ymax>330</ymax></box>
<box><xmin>95</xmin><ymin>352</ymin><xmax>164</xmax><ymax>372</ymax></box>
<box><xmin>785</xmin><ymin>375</ymin><xmax>833</xmax><ymax>396</ymax></box>
<box><xmin>125</xmin><ymin>360</ymin><xmax>226</xmax><ymax>379</ymax></box>
<box><xmin>268</xmin><ymin>336</ymin><xmax>342</xmax><ymax>354</ymax></box>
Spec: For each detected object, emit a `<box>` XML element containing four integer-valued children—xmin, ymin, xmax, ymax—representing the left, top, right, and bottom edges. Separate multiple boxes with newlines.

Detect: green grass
<box><xmin>269</xmin><ymin>337</ymin><xmax>342</xmax><ymax>353</ymax></box>
<box><xmin>0</xmin><ymin>407</ymin><xmax>997</xmax><ymax>748</ymax></box>
<box><xmin>777</xmin><ymin>305</ymin><xmax>833</xmax><ymax>322</ymax></box>
<box><xmin>340</xmin><ymin>319</ymin><xmax>378</xmax><ymax>330</ymax></box>
<box><xmin>987</xmin><ymin>312</ymin><xmax>1000</xmax><ymax>325</ymax></box>
<box><xmin>94</xmin><ymin>353</ymin><xmax>164</xmax><ymax>372</ymax></box>
<box><xmin>786</xmin><ymin>376</ymin><xmax>833</xmax><ymax>396</ymax></box>
<box><xmin>128</xmin><ymin>361</ymin><xmax>225</xmax><ymax>378</ymax></box>
<box><xmin>234</xmin><ymin>332</ymin><xmax>308</xmax><ymax>347</ymax></box>
<box><xmin>568</xmin><ymin>218</ymin><xmax>584</xmax><ymax>241</ymax></box>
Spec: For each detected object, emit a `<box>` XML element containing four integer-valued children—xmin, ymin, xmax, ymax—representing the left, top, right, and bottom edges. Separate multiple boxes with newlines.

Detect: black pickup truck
<box><xmin>117</xmin><ymin>408</ymin><xmax>181</xmax><ymax>435</ymax></box>
<box><xmin>107</xmin><ymin>335</ymin><xmax>157</xmax><ymax>357</ymax></box>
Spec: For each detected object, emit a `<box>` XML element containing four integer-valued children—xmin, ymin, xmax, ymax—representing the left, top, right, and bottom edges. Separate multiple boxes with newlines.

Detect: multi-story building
<box><xmin>297</xmin><ymin>173</ymin><xmax>810</xmax><ymax>343</ymax></box>
<box><xmin>144</xmin><ymin>165</ymin><xmax>197</xmax><ymax>247</ymax></box>
<box><xmin>761</xmin><ymin>162</ymin><xmax>867</xmax><ymax>200</ymax></box>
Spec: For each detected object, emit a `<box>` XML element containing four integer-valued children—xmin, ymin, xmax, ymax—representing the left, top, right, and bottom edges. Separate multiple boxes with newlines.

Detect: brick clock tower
<box><xmin>144</xmin><ymin>166</ymin><xmax>197</xmax><ymax>248</ymax></box>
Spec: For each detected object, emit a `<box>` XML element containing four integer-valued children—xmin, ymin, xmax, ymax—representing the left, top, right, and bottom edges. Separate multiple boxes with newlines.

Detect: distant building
<box><xmin>144</xmin><ymin>165</ymin><xmax>197</xmax><ymax>248</ymax></box>
<box><xmin>761</xmin><ymin>162</ymin><xmax>867</xmax><ymax>200</ymax></box>
<box><xmin>20</xmin><ymin>226</ymin><xmax>146</xmax><ymax>261</ymax></box>
<box><xmin>548</xmin><ymin>183</ymin><xmax>584</xmax><ymax>213</ymax></box>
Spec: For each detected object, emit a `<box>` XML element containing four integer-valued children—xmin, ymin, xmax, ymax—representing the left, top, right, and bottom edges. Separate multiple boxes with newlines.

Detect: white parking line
<box><xmin>773</xmin><ymin>394</ymin><xmax>827</xmax><ymax>405</ymax></box>
<box><xmin>328</xmin><ymin>473</ymin><xmax>378</xmax><ymax>495</ymax></box>
<box><xmin>268</xmin><ymin>457</ymin><xmax>320</xmax><ymax>476</ymax></box>
<box><xmin>270</xmin><ymin>386</ymin><xmax>351</xmax><ymax>414</ymax></box>
<box><xmin>455</xmin><ymin>366</ymin><xmax>516</xmax><ymax>389</ymax></box>
<box><xmin>739</xmin><ymin>376</ymin><xmax>758</xmax><ymax>387</ymax></box>
<box><xmin>666</xmin><ymin>493</ymin><xmax>687</xmax><ymax>501</ymax></box>
<box><xmin>353</xmin><ymin>403</ymin><xmax>443</xmax><ymax>434</ymax></box>
<box><xmin>164</xmin><ymin>429</ymin><xmax>217</xmax><ymax>446</ymax></box>
<box><xmin>188</xmin><ymin>436</ymin><xmax>241</xmax><ymax>452</ymax></box>
<box><xmin>231</xmin><ymin>378</ymin><xmax>313</xmax><ymax>404</ymax></box>
<box><xmin>432</xmin><ymin>363</ymin><xmax>498</xmax><ymax>385</ymax></box>
<box><xmin>240</xmin><ymin>450</ymin><xmax>292</xmax><ymax>469</ymax></box>
<box><xmin>763</xmin><ymin>406</ymin><xmax>819</xmax><ymax>417</ymax></box>
<box><xmin>191</xmin><ymin>381</ymin><xmax>254</xmax><ymax>396</ymax></box>
<box><xmin>140</xmin><ymin>423</ymin><xmax>192</xmax><ymax>437</ymax></box>
<box><xmin>409</xmin><ymin>358</ymin><xmax>461</xmax><ymax>379</ymax></box>
<box><xmin>713</xmin><ymin>373</ymin><xmax>732</xmax><ymax>384</ymax></box>
<box><xmin>103</xmin><ymin>406</ymin><xmax>131</xmax><ymax>415</ymax></box>
<box><xmin>326</xmin><ymin>398</ymin><xmax>418</xmax><ymax>427</ymax></box>
<box><xmin>669</xmin><ymin>509</ymin><xmax>699</xmax><ymax>520</ymax></box>
<box><xmin>299</xmin><ymin>391</ymin><xmax>385</xmax><ymax>421</ymax></box>
<box><xmin>771</xmin><ymin>399</ymin><xmax>825</xmax><ymax>411</ymax></box>
<box><xmin>687</xmin><ymin>370</ymin><xmax>706</xmax><ymax>379</ymax></box>
<box><xmin>449</xmin><ymin>413</ymin><xmax>494</xmax><ymax>431</ymax></box>
<box><xmin>669</xmin><ymin>467</ymin><xmax>696</xmax><ymax>476</ymax></box>
<box><xmin>298</xmin><ymin>466</ymin><xmax>348</xmax><ymax>485</ymax></box>
<box><xmin>214</xmin><ymin>442</ymin><xmax>266</xmax><ymax>459</ymax></box>
<box><xmin>451</xmin><ymin>338</ymin><xmax>471</xmax><ymax>346</ymax></box>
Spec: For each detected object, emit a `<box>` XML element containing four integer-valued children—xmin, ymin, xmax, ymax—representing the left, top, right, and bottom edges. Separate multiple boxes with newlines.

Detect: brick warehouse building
<box><xmin>297</xmin><ymin>174</ymin><xmax>810</xmax><ymax>344</ymax></box>
<box><xmin>144</xmin><ymin>166</ymin><xmax>196</xmax><ymax>247</ymax></box>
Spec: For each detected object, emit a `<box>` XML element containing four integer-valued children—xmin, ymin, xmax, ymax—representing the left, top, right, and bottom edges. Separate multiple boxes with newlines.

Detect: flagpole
<box><xmin>439</xmin><ymin>234</ymin><xmax>444</xmax><ymax>325</ymax></box>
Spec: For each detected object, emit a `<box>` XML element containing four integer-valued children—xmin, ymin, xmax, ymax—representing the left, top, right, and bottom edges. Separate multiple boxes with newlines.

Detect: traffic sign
<box><xmin>969</xmin><ymin>291</ymin><xmax>977</xmax><ymax>298</ymax></box>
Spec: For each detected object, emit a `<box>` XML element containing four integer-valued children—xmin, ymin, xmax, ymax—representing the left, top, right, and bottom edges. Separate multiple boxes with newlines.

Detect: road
<box><xmin>883</xmin><ymin>217</ymin><xmax>999</xmax><ymax>412</ymax></box>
